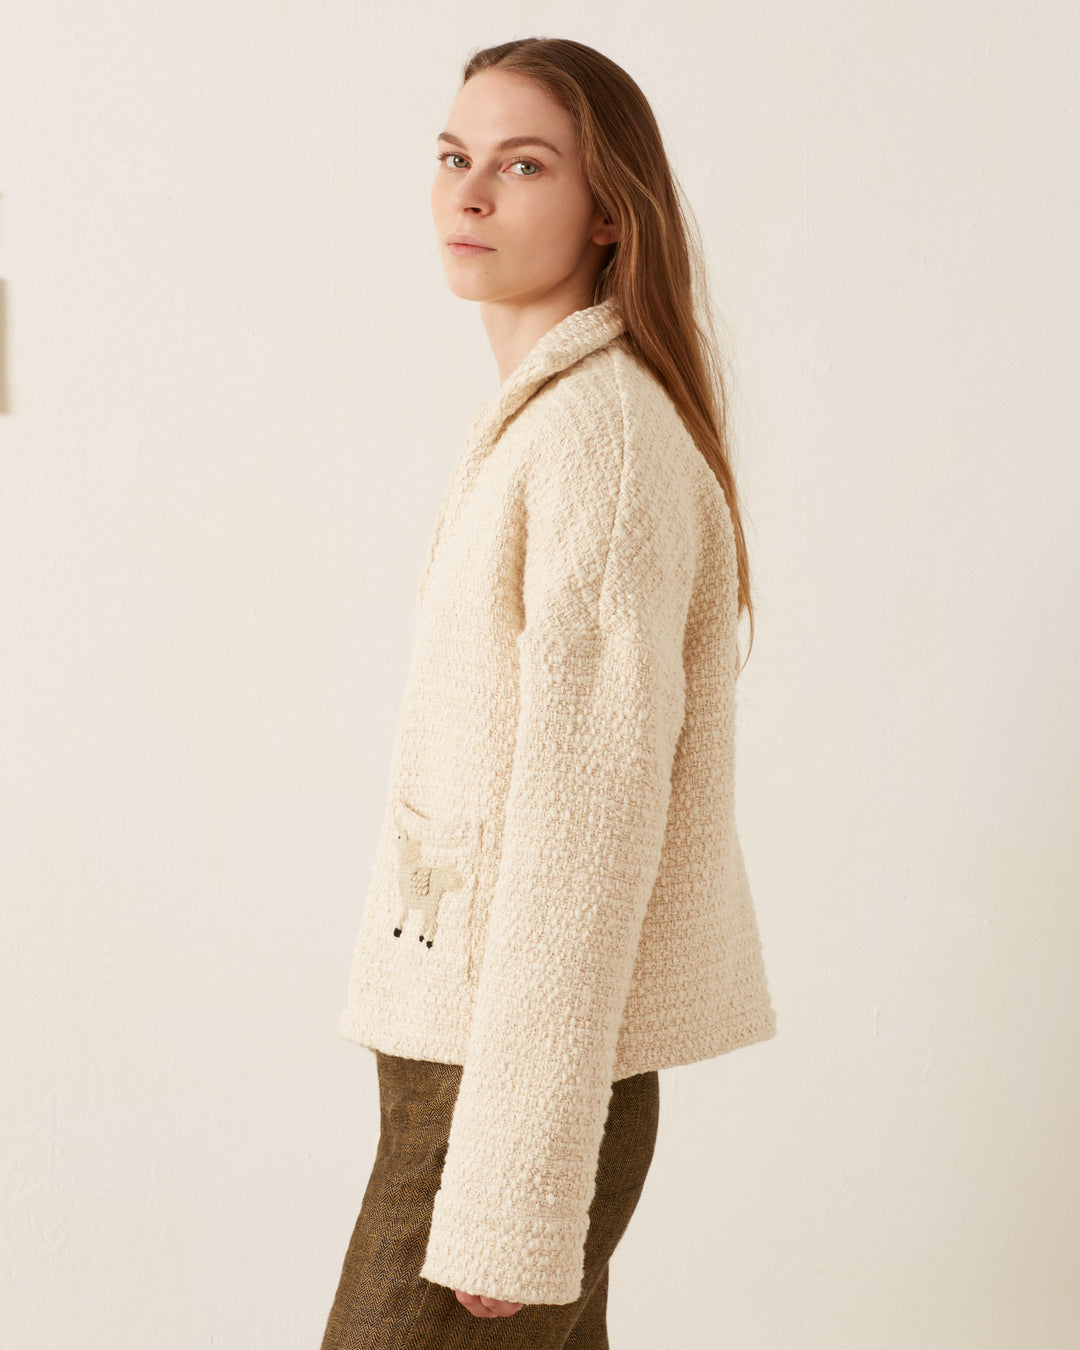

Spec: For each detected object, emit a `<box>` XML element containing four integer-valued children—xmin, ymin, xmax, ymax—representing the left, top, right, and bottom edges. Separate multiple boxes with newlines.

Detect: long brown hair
<box><xmin>461</xmin><ymin>37</ymin><xmax>756</xmax><ymax>669</ymax></box>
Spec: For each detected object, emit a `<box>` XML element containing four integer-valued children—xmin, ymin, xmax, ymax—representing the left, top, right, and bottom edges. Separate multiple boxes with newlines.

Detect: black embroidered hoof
<box><xmin>418</xmin><ymin>933</ymin><xmax>424</xmax><ymax>943</ymax></box>
<box><xmin>393</xmin><ymin>927</ymin><xmax>401</xmax><ymax>937</ymax></box>
<box><xmin>426</xmin><ymin>939</ymin><xmax>433</xmax><ymax>948</ymax></box>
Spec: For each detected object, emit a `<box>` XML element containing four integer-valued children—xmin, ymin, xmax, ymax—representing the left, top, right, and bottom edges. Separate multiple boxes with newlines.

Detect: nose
<box><xmin>446</xmin><ymin>164</ymin><xmax>494</xmax><ymax>216</ymax></box>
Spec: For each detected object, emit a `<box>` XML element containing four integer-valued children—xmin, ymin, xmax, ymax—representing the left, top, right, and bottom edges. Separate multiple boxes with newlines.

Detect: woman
<box><xmin>321</xmin><ymin>37</ymin><xmax>776</xmax><ymax>1348</ymax></box>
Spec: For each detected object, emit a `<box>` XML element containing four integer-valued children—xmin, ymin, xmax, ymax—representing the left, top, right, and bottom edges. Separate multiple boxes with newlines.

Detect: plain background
<box><xmin>2</xmin><ymin>2</ymin><xmax>1078</xmax><ymax>1347</ymax></box>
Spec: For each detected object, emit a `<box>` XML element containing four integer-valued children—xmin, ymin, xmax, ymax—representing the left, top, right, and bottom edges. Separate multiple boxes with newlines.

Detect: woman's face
<box><xmin>431</xmin><ymin>68</ymin><xmax>617</xmax><ymax>310</ymax></box>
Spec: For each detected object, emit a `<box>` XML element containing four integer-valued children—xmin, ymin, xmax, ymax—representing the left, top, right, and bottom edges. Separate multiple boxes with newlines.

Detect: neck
<box><xmin>479</xmin><ymin>287</ymin><xmax>599</xmax><ymax>387</ymax></box>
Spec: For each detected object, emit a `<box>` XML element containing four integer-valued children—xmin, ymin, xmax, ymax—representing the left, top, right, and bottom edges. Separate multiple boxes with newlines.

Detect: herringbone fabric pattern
<box><xmin>320</xmin><ymin>1052</ymin><xmax>659</xmax><ymax>1349</ymax></box>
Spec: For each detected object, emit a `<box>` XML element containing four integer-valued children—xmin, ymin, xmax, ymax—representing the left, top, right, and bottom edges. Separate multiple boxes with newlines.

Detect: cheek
<box><xmin>537</xmin><ymin>206</ymin><xmax>593</xmax><ymax>261</ymax></box>
<box><xmin>517</xmin><ymin>194</ymin><xmax>586</xmax><ymax>254</ymax></box>
<box><xmin>431</xmin><ymin>174</ymin><xmax>457</xmax><ymax>212</ymax></box>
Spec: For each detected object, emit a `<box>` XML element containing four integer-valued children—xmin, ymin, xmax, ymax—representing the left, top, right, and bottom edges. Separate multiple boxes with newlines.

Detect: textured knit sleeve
<box><xmin>418</xmin><ymin>378</ymin><xmax>696</xmax><ymax>1305</ymax></box>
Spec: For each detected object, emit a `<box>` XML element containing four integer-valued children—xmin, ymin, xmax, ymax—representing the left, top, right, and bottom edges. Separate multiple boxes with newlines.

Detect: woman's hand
<box><xmin>454</xmin><ymin>1288</ymin><xmax>524</xmax><ymax>1318</ymax></box>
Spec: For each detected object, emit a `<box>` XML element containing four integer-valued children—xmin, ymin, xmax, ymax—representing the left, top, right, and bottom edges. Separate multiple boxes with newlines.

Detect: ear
<box><xmin>592</xmin><ymin>217</ymin><xmax>620</xmax><ymax>247</ymax></box>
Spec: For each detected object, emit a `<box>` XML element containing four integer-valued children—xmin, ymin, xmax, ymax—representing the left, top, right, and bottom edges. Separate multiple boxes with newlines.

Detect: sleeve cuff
<box><xmin>419</xmin><ymin>1183</ymin><xmax>589</xmax><ymax>1306</ymax></box>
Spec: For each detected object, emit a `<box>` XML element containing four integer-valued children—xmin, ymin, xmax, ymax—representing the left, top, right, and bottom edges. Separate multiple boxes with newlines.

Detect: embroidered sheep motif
<box><xmin>392</xmin><ymin>821</ymin><xmax>462</xmax><ymax>949</ymax></box>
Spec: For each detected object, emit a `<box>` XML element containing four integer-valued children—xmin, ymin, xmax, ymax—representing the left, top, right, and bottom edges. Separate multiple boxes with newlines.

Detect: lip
<box><xmin>446</xmin><ymin>233</ymin><xmax>494</xmax><ymax>253</ymax></box>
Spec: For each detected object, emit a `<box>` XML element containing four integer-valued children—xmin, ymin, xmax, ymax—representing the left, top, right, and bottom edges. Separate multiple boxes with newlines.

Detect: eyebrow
<box><xmin>436</xmin><ymin>131</ymin><xmax>564</xmax><ymax>158</ymax></box>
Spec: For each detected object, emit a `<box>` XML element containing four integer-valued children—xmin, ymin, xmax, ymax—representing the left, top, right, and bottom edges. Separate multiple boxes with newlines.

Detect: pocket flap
<box><xmin>393</xmin><ymin>796</ymin><xmax>472</xmax><ymax>853</ymax></box>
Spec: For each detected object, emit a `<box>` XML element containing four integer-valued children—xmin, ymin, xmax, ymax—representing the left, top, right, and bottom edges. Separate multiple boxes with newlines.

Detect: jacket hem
<box><xmin>337</xmin><ymin>987</ymin><xmax>777</xmax><ymax>1079</ymax></box>
<box><xmin>611</xmin><ymin>1002</ymin><xmax>777</xmax><ymax>1078</ymax></box>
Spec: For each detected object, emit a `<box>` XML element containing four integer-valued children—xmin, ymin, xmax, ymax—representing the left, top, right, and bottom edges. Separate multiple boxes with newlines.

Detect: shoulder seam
<box><xmin>597</xmin><ymin>347</ymin><xmax>631</xmax><ymax>630</ymax></box>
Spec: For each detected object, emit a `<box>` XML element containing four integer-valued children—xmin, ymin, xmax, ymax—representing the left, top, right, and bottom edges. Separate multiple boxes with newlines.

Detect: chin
<box><xmin>443</xmin><ymin>275</ymin><xmax>500</xmax><ymax>303</ymax></box>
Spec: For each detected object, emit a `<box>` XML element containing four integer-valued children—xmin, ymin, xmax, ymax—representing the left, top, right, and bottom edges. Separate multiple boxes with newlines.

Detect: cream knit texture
<box><xmin>337</xmin><ymin>298</ymin><xmax>776</xmax><ymax>1306</ymax></box>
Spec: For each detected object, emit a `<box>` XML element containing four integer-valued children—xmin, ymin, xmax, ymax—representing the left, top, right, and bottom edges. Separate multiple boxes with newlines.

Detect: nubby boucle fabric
<box><xmin>337</xmin><ymin>298</ymin><xmax>776</xmax><ymax>1305</ymax></box>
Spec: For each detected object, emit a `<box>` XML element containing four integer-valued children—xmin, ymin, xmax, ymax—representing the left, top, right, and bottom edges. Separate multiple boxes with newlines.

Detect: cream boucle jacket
<box><xmin>337</xmin><ymin>297</ymin><xmax>776</xmax><ymax>1305</ymax></box>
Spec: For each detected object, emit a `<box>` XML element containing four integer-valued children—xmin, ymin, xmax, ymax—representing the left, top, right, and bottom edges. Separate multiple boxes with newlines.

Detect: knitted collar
<box><xmin>467</xmin><ymin>297</ymin><xmax>626</xmax><ymax>448</ymax></box>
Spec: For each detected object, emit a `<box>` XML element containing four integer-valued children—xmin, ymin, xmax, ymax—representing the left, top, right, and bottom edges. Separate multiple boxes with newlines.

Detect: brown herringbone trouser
<box><xmin>320</xmin><ymin>1051</ymin><xmax>660</xmax><ymax>1349</ymax></box>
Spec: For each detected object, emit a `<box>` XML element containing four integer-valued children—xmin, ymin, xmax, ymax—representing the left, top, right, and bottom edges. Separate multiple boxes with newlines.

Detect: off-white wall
<box><xmin>2</xmin><ymin>3</ymin><xmax>1077</xmax><ymax>1347</ymax></box>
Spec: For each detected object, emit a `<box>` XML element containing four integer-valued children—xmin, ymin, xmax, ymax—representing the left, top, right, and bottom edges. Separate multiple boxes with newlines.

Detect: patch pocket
<box><xmin>386</xmin><ymin>796</ymin><xmax>482</xmax><ymax>985</ymax></box>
